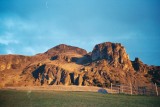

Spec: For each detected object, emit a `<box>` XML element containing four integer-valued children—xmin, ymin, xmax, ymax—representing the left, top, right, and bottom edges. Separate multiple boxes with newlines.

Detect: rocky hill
<box><xmin>0</xmin><ymin>42</ymin><xmax>159</xmax><ymax>88</ymax></box>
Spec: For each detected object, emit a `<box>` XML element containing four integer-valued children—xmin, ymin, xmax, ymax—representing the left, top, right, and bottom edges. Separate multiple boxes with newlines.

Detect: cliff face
<box><xmin>0</xmin><ymin>42</ymin><xmax>159</xmax><ymax>88</ymax></box>
<box><xmin>91</xmin><ymin>42</ymin><xmax>133</xmax><ymax>70</ymax></box>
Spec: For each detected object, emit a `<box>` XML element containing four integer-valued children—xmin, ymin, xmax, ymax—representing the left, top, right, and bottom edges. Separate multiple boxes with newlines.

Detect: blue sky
<box><xmin>0</xmin><ymin>0</ymin><xmax>160</xmax><ymax>65</ymax></box>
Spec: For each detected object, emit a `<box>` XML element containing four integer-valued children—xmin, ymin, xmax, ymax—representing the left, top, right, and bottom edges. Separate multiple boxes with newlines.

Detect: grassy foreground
<box><xmin>0</xmin><ymin>90</ymin><xmax>160</xmax><ymax>107</ymax></box>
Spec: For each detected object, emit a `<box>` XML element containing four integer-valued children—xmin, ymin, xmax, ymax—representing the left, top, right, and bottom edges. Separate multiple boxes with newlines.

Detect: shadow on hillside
<box><xmin>32</xmin><ymin>65</ymin><xmax>45</xmax><ymax>79</ymax></box>
<box><xmin>50</xmin><ymin>54</ymin><xmax>92</xmax><ymax>65</ymax></box>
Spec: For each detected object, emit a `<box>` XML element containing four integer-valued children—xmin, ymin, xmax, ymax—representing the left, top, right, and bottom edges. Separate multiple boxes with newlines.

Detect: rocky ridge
<box><xmin>0</xmin><ymin>42</ymin><xmax>159</xmax><ymax>88</ymax></box>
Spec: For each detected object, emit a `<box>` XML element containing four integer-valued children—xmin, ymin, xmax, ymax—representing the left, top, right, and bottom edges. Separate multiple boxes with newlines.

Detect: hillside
<box><xmin>0</xmin><ymin>42</ymin><xmax>159</xmax><ymax>88</ymax></box>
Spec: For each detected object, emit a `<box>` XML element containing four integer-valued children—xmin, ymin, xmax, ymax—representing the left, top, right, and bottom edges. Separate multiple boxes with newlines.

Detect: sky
<box><xmin>0</xmin><ymin>0</ymin><xmax>160</xmax><ymax>65</ymax></box>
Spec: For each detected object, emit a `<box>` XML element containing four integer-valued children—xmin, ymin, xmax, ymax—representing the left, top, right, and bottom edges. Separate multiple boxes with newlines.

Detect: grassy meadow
<box><xmin>0</xmin><ymin>90</ymin><xmax>160</xmax><ymax>107</ymax></box>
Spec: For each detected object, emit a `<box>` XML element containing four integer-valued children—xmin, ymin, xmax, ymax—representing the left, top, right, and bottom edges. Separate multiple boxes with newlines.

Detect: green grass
<box><xmin>0</xmin><ymin>90</ymin><xmax>160</xmax><ymax>107</ymax></box>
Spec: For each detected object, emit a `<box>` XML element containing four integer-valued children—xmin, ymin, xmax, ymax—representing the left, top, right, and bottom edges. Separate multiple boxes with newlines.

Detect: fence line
<box><xmin>110</xmin><ymin>83</ymin><xmax>160</xmax><ymax>96</ymax></box>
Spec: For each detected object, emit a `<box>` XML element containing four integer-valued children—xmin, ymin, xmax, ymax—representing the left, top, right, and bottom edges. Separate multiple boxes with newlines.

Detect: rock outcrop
<box><xmin>132</xmin><ymin>57</ymin><xmax>160</xmax><ymax>85</ymax></box>
<box><xmin>91</xmin><ymin>42</ymin><xmax>133</xmax><ymax>71</ymax></box>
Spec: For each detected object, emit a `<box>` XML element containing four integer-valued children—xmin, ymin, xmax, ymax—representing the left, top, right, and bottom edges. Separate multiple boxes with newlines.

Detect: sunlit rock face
<box><xmin>0</xmin><ymin>64</ymin><xmax>6</xmax><ymax>71</ymax></box>
<box><xmin>0</xmin><ymin>55</ymin><xmax>31</xmax><ymax>71</ymax></box>
<box><xmin>45</xmin><ymin>44</ymin><xmax>87</xmax><ymax>57</ymax></box>
<box><xmin>91</xmin><ymin>42</ymin><xmax>133</xmax><ymax>70</ymax></box>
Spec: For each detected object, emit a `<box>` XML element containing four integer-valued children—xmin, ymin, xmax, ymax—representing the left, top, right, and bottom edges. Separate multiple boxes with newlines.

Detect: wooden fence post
<box><xmin>121</xmin><ymin>85</ymin><xmax>123</xmax><ymax>93</ymax></box>
<box><xmin>155</xmin><ymin>83</ymin><xmax>158</xmax><ymax>96</ymax></box>
<box><xmin>111</xmin><ymin>83</ymin><xmax>112</xmax><ymax>94</ymax></box>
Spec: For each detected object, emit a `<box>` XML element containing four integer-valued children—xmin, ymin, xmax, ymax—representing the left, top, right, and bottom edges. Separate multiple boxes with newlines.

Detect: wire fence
<box><xmin>110</xmin><ymin>83</ymin><xmax>159</xmax><ymax>96</ymax></box>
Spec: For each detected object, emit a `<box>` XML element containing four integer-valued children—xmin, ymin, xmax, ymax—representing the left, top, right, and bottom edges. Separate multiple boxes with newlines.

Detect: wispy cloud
<box><xmin>1</xmin><ymin>16</ymin><xmax>37</xmax><ymax>31</ymax></box>
<box><xmin>6</xmin><ymin>49</ymin><xmax>14</xmax><ymax>54</ymax></box>
<box><xmin>0</xmin><ymin>39</ymin><xmax>19</xmax><ymax>45</ymax></box>
<box><xmin>0</xmin><ymin>32</ymin><xmax>19</xmax><ymax>45</ymax></box>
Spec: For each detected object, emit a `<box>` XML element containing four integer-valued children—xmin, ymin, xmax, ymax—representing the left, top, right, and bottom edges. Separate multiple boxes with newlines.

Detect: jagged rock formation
<box><xmin>0</xmin><ymin>42</ymin><xmax>159</xmax><ymax>88</ymax></box>
<box><xmin>91</xmin><ymin>42</ymin><xmax>133</xmax><ymax>70</ymax></box>
<box><xmin>132</xmin><ymin>57</ymin><xmax>160</xmax><ymax>85</ymax></box>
